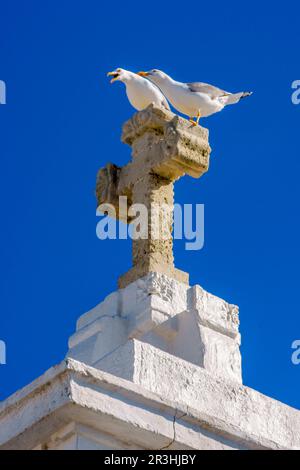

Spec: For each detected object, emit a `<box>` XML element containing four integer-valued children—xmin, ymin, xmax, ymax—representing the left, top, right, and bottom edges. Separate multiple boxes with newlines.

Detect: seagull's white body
<box><xmin>125</xmin><ymin>74</ymin><xmax>170</xmax><ymax>111</ymax></box>
<box><xmin>143</xmin><ymin>70</ymin><xmax>252</xmax><ymax>118</ymax></box>
<box><xmin>108</xmin><ymin>68</ymin><xmax>170</xmax><ymax>111</ymax></box>
<box><xmin>157</xmin><ymin>80</ymin><xmax>223</xmax><ymax>117</ymax></box>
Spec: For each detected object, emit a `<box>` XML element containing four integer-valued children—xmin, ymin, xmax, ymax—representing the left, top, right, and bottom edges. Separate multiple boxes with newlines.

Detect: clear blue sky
<box><xmin>1</xmin><ymin>1</ymin><xmax>299</xmax><ymax>408</ymax></box>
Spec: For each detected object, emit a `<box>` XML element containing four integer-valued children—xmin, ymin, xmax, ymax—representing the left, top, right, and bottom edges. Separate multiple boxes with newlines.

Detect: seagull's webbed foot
<box><xmin>189</xmin><ymin>111</ymin><xmax>201</xmax><ymax>126</ymax></box>
<box><xmin>189</xmin><ymin>117</ymin><xmax>197</xmax><ymax>126</ymax></box>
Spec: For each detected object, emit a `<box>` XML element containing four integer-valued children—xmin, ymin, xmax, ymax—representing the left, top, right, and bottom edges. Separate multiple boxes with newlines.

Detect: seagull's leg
<box><xmin>196</xmin><ymin>111</ymin><xmax>201</xmax><ymax>126</ymax></box>
<box><xmin>189</xmin><ymin>117</ymin><xmax>197</xmax><ymax>126</ymax></box>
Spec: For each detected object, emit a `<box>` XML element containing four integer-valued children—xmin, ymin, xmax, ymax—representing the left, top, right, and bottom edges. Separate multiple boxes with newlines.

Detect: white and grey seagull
<box><xmin>138</xmin><ymin>69</ymin><xmax>252</xmax><ymax>125</ymax></box>
<box><xmin>107</xmin><ymin>68</ymin><xmax>170</xmax><ymax>111</ymax></box>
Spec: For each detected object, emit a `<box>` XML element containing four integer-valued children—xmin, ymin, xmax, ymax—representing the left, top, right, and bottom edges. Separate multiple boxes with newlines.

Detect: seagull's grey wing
<box><xmin>187</xmin><ymin>82</ymin><xmax>230</xmax><ymax>99</ymax></box>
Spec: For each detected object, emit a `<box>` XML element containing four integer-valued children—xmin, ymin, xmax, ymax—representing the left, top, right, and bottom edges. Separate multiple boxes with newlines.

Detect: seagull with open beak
<box><xmin>107</xmin><ymin>68</ymin><xmax>170</xmax><ymax>112</ymax></box>
<box><xmin>138</xmin><ymin>69</ymin><xmax>252</xmax><ymax>125</ymax></box>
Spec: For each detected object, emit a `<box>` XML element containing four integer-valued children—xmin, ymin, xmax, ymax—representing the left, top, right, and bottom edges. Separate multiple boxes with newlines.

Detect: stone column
<box><xmin>131</xmin><ymin>174</ymin><xmax>174</xmax><ymax>272</ymax></box>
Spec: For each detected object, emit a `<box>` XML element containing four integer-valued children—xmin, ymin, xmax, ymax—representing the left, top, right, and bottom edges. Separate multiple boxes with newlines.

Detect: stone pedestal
<box><xmin>67</xmin><ymin>273</ymin><xmax>242</xmax><ymax>384</ymax></box>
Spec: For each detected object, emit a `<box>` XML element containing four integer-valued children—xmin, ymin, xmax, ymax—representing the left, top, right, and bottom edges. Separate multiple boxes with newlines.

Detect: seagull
<box><xmin>107</xmin><ymin>68</ymin><xmax>170</xmax><ymax>112</ymax></box>
<box><xmin>138</xmin><ymin>69</ymin><xmax>252</xmax><ymax>125</ymax></box>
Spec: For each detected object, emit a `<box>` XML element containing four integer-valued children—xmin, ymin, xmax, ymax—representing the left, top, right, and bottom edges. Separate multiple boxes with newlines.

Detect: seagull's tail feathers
<box><xmin>224</xmin><ymin>91</ymin><xmax>253</xmax><ymax>105</ymax></box>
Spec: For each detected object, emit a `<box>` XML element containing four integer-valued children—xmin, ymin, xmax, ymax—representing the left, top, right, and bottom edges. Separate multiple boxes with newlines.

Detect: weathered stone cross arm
<box><xmin>96</xmin><ymin>104</ymin><xmax>211</xmax><ymax>288</ymax></box>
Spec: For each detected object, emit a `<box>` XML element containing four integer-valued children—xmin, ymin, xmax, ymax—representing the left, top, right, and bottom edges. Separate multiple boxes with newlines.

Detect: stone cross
<box><xmin>96</xmin><ymin>105</ymin><xmax>211</xmax><ymax>289</ymax></box>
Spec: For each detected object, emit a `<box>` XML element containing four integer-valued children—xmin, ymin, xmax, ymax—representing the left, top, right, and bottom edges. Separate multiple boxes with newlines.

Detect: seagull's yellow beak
<box><xmin>107</xmin><ymin>71</ymin><xmax>120</xmax><ymax>83</ymax></box>
<box><xmin>137</xmin><ymin>71</ymin><xmax>149</xmax><ymax>77</ymax></box>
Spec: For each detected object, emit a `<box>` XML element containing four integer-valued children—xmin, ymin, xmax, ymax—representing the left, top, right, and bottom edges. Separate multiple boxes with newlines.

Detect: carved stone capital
<box><xmin>120</xmin><ymin>104</ymin><xmax>211</xmax><ymax>187</ymax></box>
